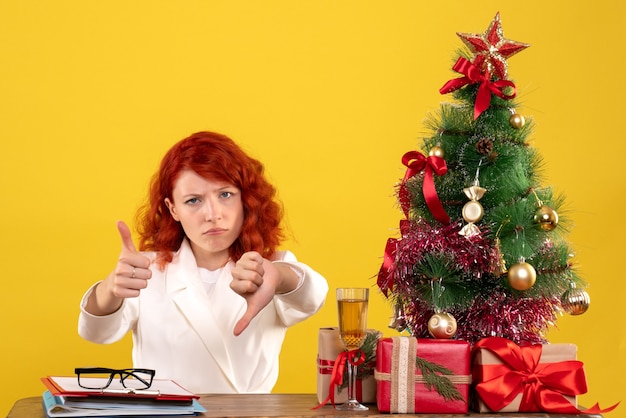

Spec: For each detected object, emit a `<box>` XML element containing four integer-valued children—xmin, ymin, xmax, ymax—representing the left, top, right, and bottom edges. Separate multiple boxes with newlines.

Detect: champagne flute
<box><xmin>336</xmin><ymin>288</ymin><xmax>369</xmax><ymax>411</ymax></box>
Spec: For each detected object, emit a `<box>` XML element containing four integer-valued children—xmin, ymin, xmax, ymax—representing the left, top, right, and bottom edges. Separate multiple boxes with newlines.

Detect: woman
<box><xmin>78</xmin><ymin>131</ymin><xmax>328</xmax><ymax>394</ymax></box>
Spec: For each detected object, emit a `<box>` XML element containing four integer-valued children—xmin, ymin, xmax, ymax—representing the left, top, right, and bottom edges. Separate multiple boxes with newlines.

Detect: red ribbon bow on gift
<box><xmin>439</xmin><ymin>57</ymin><xmax>517</xmax><ymax>120</ymax></box>
<box><xmin>314</xmin><ymin>349</ymin><xmax>366</xmax><ymax>409</ymax></box>
<box><xmin>474</xmin><ymin>337</ymin><xmax>619</xmax><ymax>414</ymax></box>
<box><xmin>398</xmin><ymin>151</ymin><xmax>450</xmax><ymax>225</ymax></box>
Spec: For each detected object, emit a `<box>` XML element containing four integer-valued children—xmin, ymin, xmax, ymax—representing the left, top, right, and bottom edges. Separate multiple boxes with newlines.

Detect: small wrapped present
<box><xmin>472</xmin><ymin>337</ymin><xmax>587</xmax><ymax>413</ymax></box>
<box><xmin>316</xmin><ymin>327</ymin><xmax>378</xmax><ymax>405</ymax></box>
<box><xmin>374</xmin><ymin>336</ymin><xmax>471</xmax><ymax>413</ymax></box>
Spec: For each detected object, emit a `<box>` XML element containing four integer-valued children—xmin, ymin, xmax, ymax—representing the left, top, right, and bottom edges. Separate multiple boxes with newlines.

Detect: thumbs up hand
<box><xmin>84</xmin><ymin>221</ymin><xmax>152</xmax><ymax>316</ymax></box>
<box><xmin>111</xmin><ymin>220</ymin><xmax>152</xmax><ymax>298</ymax></box>
<box><xmin>230</xmin><ymin>252</ymin><xmax>279</xmax><ymax>336</ymax></box>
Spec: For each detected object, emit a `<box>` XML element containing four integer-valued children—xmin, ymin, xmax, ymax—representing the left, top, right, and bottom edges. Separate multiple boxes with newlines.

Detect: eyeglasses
<box><xmin>75</xmin><ymin>367</ymin><xmax>156</xmax><ymax>390</ymax></box>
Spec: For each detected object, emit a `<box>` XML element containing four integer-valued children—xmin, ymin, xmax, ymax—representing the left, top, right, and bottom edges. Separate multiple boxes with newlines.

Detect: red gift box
<box><xmin>374</xmin><ymin>336</ymin><xmax>471</xmax><ymax>413</ymax></box>
<box><xmin>472</xmin><ymin>337</ymin><xmax>585</xmax><ymax>414</ymax></box>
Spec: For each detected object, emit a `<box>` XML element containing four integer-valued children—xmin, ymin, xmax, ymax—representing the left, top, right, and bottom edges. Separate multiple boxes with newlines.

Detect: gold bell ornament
<box><xmin>388</xmin><ymin>300</ymin><xmax>408</xmax><ymax>332</ymax></box>
<box><xmin>490</xmin><ymin>237</ymin><xmax>508</xmax><ymax>276</ymax></box>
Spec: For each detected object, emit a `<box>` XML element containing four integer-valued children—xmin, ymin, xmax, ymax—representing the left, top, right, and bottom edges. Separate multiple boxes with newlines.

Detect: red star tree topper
<box><xmin>457</xmin><ymin>12</ymin><xmax>529</xmax><ymax>80</ymax></box>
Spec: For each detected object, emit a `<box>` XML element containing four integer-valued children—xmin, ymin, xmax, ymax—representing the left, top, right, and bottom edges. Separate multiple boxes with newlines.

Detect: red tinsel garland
<box><xmin>384</xmin><ymin>219</ymin><xmax>561</xmax><ymax>345</ymax></box>
<box><xmin>391</xmin><ymin>219</ymin><xmax>494</xmax><ymax>282</ymax></box>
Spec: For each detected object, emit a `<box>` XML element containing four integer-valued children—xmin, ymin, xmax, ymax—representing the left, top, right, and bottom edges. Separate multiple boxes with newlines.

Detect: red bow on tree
<box><xmin>398</xmin><ymin>150</ymin><xmax>450</xmax><ymax>224</ymax></box>
<box><xmin>376</xmin><ymin>219</ymin><xmax>409</xmax><ymax>296</ymax></box>
<box><xmin>439</xmin><ymin>57</ymin><xmax>517</xmax><ymax>120</ymax></box>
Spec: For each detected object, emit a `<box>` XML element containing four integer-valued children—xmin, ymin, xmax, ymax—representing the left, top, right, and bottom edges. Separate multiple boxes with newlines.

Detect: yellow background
<box><xmin>1</xmin><ymin>1</ymin><xmax>624</xmax><ymax>415</ymax></box>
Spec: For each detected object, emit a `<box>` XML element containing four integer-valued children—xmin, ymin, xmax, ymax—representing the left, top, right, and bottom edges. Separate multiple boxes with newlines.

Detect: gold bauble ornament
<box><xmin>534</xmin><ymin>205</ymin><xmax>559</xmax><ymax>231</ymax></box>
<box><xmin>561</xmin><ymin>288</ymin><xmax>590</xmax><ymax>315</ymax></box>
<box><xmin>427</xmin><ymin>312</ymin><xmax>457</xmax><ymax>339</ymax></box>
<box><xmin>507</xmin><ymin>261</ymin><xmax>537</xmax><ymax>290</ymax></box>
<box><xmin>429</xmin><ymin>145</ymin><xmax>444</xmax><ymax>158</ymax></box>
<box><xmin>509</xmin><ymin>113</ymin><xmax>525</xmax><ymax>129</ymax></box>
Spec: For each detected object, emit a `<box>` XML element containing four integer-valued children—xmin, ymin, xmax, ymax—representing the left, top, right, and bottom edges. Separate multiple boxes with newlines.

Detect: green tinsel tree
<box><xmin>378</xmin><ymin>12</ymin><xmax>590</xmax><ymax>345</ymax></box>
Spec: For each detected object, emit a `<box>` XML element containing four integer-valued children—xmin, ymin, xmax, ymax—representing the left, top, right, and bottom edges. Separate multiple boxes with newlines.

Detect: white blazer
<box><xmin>78</xmin><ymin>239</ymin><xmax>328</xmax><ymax>394</ymax></box>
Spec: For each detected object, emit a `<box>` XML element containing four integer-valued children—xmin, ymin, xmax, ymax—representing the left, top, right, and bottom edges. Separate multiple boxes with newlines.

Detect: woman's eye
<box><xmin>220</xmin><ymin>191</ymin><xmax>233</xmax><ymax>199</ymax></box>
<box><xmin>185</xmin><ymin>197</ymin><xmax>200</xmax><ymax>205</ymax></box>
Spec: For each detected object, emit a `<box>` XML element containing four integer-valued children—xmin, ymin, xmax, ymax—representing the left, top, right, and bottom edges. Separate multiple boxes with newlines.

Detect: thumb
<box><xmin>233</xmin><ymin>281</ymin><xmax>276</xmax><ymax>336</ymax></box>
<box><xmin>233</xmin><ymin>303</ymin><xmax>259</xmax><ymax>336</ymax></box>
<box><xmin>116</xmin><ymin>220</ymin><xmax>138</xmax><ymax>254</ymax></box>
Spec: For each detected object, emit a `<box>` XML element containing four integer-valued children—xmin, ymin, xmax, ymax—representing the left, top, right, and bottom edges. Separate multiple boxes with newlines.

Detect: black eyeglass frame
<box><xmin>75</xmin><ymin>367</ymin><xmax>156</xmax><ymax>390</ymax></box>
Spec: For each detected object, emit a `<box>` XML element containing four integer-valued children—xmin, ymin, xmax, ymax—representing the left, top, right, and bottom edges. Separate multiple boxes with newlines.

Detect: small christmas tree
<box><xmin>378</xmin><ymin>12</ymin><xmax>590</xmax><ymax>345</ymax></box>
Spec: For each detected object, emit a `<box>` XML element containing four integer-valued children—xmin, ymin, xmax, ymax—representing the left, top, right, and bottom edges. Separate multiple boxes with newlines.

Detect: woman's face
<box><xmin>165</xmin><ymin>169</ymin><xmax>244</xmax><ymax>269</ymax></box>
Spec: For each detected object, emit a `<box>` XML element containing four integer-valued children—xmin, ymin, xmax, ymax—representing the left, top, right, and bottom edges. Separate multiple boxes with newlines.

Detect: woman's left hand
<box><xmin>230</xmin><ymin>251</ymin><xmax>278</xmax><ymax>336</ymax></box>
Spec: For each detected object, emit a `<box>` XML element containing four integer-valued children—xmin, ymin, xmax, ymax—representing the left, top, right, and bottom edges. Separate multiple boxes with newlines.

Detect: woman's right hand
<box><xmin>110</xmin><ymin>220</ymin><xmax>152</xmax><ymax>298</ymax></box>
<box><xmin>85</xmin><ymin>221</ymin><xmax>152</xmax><ymax>315</ymax></box>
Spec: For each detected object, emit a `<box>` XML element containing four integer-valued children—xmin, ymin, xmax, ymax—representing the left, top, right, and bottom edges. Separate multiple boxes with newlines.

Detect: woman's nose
<box><xmin>204</xmin><ymin>200</ymin><xmax>220</xmax><ymax>221</ymax></box>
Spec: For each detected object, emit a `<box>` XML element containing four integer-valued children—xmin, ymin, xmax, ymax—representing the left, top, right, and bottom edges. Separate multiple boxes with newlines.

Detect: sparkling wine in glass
<box><xmin>336</xmin><ymin>288</ymin><xmax>369</xmax><ymax>411</ymax></box>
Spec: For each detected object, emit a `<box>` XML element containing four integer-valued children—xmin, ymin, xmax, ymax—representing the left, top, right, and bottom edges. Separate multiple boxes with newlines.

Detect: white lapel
<box><xmin>165</xmin><ymin>240</ymin><xmax>237</xmax><ymax>389</ymax></box>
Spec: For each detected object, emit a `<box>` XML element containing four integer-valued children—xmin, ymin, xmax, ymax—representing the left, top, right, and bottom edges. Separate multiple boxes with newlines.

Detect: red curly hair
<box><xmin>136</xmin><ymin>131</ymin><xmax>284</xmax><ymax>268</ymax></box>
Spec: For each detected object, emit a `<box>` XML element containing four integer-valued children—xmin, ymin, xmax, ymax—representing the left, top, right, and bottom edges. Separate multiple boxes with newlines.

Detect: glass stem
<box><xmin>347</xmin><ymin>362</ymin><xmax>357</xmax><ymax>402</ymax></box>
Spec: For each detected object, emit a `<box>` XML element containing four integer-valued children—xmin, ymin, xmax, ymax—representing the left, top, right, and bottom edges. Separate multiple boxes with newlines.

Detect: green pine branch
<box><xmin>415</xmin><ymin>356</ymin><xmax>465</xmax><ymax>402</ymax></box>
